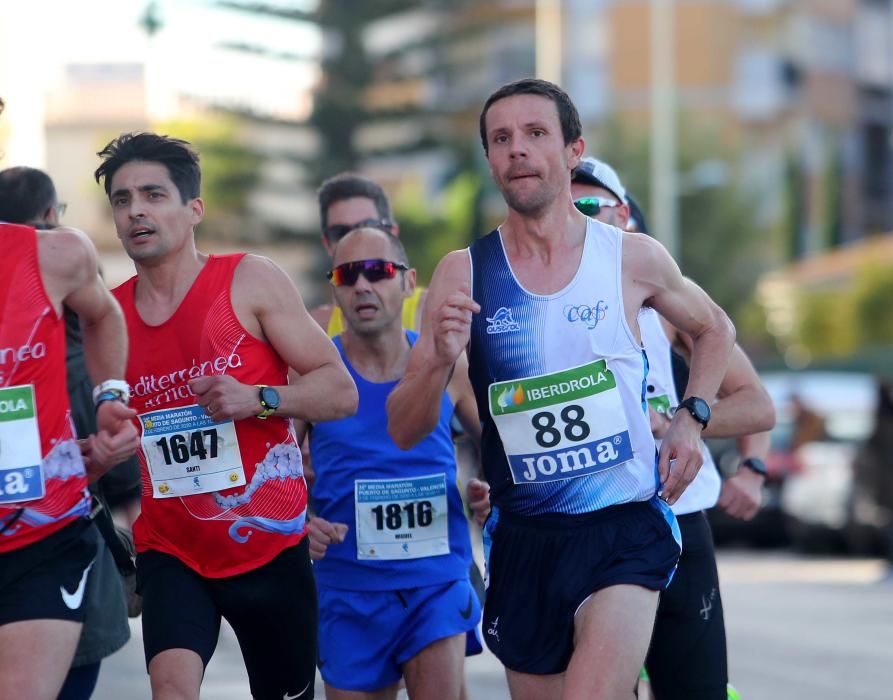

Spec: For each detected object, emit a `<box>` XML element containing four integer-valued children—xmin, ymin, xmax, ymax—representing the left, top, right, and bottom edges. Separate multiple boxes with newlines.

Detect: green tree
<box><xmin>795</xmin><ymin>289</ymin><xmax>856</xmax><ymax>358</ymax></box>
<box><xmin>154</xmin><ymin>115</ymin><xmax>262</xmax><ymax>240</ymax></box>
<box><xmin>216</xmin><ymin>0</ymin><xmax>474</xmax><ymax>182</ymax></box>
<box><xmin>591</xmin><ymin>116</ymin><xmax>772</xmax><ymax>325</ymax></box>
<box><xmin>395</xmin><ymin>169</ymin><xmax>481</xmax><ymax>283</ymax></box>
<box><xmin>852</xmin><ymin>264</ymin><xmax>893</xmax><ymax>347</ymax></box>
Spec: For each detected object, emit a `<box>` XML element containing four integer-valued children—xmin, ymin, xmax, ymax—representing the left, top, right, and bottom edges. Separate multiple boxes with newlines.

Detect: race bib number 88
<box><xmin>489</xmin><ymin>360</ymin><xmax>634</xmax><ymax>484</ymax></box>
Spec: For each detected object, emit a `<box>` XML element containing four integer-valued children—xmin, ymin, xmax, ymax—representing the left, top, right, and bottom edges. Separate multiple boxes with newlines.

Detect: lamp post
<box><xmin>650</xmin><ymin>0</ymin><xmax>678</xmax><ymax>259</ymax></box>
<box><xmin>536</xmin><ymin>0</ymin><xmax>563</xmax><ymax>84</ymax></box>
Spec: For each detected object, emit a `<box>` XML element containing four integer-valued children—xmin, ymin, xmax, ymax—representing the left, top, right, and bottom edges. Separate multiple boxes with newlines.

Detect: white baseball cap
<box><xmin>572</xmin><ymin>156</ymin><xmax>627</xmax><ymax>204</ymax></box>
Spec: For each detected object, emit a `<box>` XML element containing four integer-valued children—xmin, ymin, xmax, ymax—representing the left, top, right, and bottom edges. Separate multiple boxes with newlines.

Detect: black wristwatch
<box><xmin>674</xmin><ymin>396</ymin><xmax>711</xmax><ymax>430</ymax></box>
<box><xmin>740</xmin><ymin>457</ymin><xmax>768</xmax><ymax>478</ymax></box>
<box><xmin>256</xmin><ymin>385</ymin><xmax>281</xmax><ymax>419</ymax></box>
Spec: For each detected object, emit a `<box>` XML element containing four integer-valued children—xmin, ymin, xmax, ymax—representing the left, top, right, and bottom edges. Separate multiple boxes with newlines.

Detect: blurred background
<box><xmin>2</xmin><ymin>1</ymin><xmax>893</xmax><ymax>696</ymax></box>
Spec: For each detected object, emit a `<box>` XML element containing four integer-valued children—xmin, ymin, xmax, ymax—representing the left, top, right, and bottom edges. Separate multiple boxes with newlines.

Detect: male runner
<box><xmin>0</xmin><ymin>94</ymin><xmax>139</xmax><ymax>700</ymax></box>
<box><xmin>0</xmin><ymin>165</ymin><xmax>135</xmax><ymax>700</ymax></box>
<box><xmin>571</xmin><ymin>157</ymin><xmax>775</xmax><ymax>699</ymax></box>
<box><xmin>304</xmin><ymin>227</ymin><xmax>482</xmax><ymax>700</ymax></box>
<box><xmin>314</xmin><ymin>173</ymin><xmax>425</xmax><ymax>334</ymax></box>
<box><xmin>387</xmin><ymin>78</ymin><xmax>737</xmax><ymax>700</ymax></box>
<box><xmin>312</xmin><ymin>172</ymin><xmax>489</xmax><ymax>603</ymax></box>
<box><xmin>95</xmin><ymin>131</ymin><xmax>358</xmax><ymax>700</ymax></box>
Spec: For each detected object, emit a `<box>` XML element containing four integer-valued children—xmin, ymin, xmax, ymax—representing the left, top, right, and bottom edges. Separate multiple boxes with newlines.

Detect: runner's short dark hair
<box><xmin>479</xmin><ymin>78</ymin><xmax>582</xmax><ymax>155</ymax></box>
<box><xmin>0</xmin><ymin>167</ymin><xmax>57</xmax><ymax>224</ymax></box>
<box><xmin>95</xmin><ymin>132</ymin><xmax>201</xmax><ymax>203</ymax></box>
<box><xmin>317</xmin><ymin>172</ymin><xmax>393</xmax><ymax>230</ymax></box>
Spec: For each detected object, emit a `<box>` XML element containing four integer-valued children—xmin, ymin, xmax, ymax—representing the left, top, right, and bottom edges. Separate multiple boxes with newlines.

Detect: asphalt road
<box><xmin>92</xmin><ymin>550</ymin><xmax>893</xmax><ymax>699</ymax></box>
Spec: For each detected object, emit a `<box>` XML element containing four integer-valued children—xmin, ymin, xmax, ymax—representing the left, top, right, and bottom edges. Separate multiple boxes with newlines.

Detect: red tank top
<box><xmin>113</xmin><ymin>254</ymin><xmax>307</xmax><ymax>577</ymax></box>
<box><xmin>0</xmin><ymin>224</ymin><xmax>88</xmax><ymax>553</ymax></box>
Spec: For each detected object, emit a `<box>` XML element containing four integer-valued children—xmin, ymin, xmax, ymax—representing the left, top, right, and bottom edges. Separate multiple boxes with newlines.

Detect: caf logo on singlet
<box><xmin>563</xmin><ymin>300</ymin><xmax>608</xmax><ymax>330</ymax></box>
<box><xmin>486</xmin><ymin>307</ymin><xmax>521</xmax><ymax>334</ymax></box>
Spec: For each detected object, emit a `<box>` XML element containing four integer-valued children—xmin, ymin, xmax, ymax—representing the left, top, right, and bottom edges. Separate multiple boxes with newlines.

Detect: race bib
<box><xmin>0</xmin><ymin>385</ymin><xmax>44</xmax><ymax>504</ymax></box>
<box><xmin>140</xmin><ymin>405</ymin><xmax>246</xmax><ymax>498</ymax></box>
<box><xmin>647</xmin><ymin>394</ymin><xmax>672</xmax><ymax>415</ymax></box>
<box><xmin>489</xmin><ymin>360</ymin><xmax>634</xmax><ymax>484</ymax></box>
<box><xmin>354</xmin><ymin>474</ymin><xmax>449</xmax><ymax>560</ymax></box>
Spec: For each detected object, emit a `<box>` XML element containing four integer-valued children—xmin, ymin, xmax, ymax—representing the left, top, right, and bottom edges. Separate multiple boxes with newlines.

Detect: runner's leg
<box><xmin>138</xmin><ymin>550</ymin><xmax>221</xmax><ymax>700</ymax></box>
<box><xmin>402</xmin><ymin>632</ymin><xmax>465</xmax><ymax>700</ymax></box>
<box><xmin>148</xmin><ymin>650</ymin><xmax>204</xmax><ymax>700</ymax></box>
<box><xmin>220</xmin><ymin>541</ymin><xmax>317</xmax><ymax>700</ymax></box>
<box><xmin>324</xmin><ymin>685</ymin><xmax>399</xmax><ymax>700</ymax></box>
<box><xmin>504</xmin><ymin>669</ymin><xmax>564</xmax><ymax>700</ymax></box>
<box><xmin>564</xmin><ymin>584</ymin><xmax>660</xmax><ymax>700</ymax></box>
<box><xmin>0</xmin><ymin>619</ymin><xmax>81</xmax><ymax>700</ymax></box>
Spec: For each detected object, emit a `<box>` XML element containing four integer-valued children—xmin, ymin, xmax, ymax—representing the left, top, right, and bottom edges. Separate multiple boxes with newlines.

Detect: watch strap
<box><xmin>740</xmin><ymin>457</ymin><xmax>768</xmax><ymax>477</ymax></box>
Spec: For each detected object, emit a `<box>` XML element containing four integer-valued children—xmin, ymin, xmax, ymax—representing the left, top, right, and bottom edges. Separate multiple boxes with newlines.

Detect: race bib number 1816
<box><xmin>354</xmin><ymin>474</ymin><xmax>449</xmax><ymax>560</ymax></box>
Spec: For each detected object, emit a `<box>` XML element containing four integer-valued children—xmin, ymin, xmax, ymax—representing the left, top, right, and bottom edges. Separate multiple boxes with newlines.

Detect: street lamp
<box><xmin>650</xmin><ymin>0</ymin><xmax>678</xmax><ymax>258</ymax></box>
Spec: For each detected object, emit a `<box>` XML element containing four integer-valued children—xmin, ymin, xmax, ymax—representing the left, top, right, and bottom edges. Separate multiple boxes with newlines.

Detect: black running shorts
<box><xmin>137</xmin><ymin>537</ymin><xmax>317</xmax><ymax>700</ymax></box>
<box><xmin>0</xmin><ymin>518</ymin><xmax>99</xmax><ymax>626</ymax></box>
<box><xmin>483</xmin><ymin>498</ymin><xmax>681</xmax><ymax>675</ymax></box>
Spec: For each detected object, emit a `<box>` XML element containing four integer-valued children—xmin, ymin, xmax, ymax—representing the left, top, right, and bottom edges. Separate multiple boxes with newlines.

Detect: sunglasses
<box><xmin>327</xmin><ymin>259</ymin><xmax>408</xmax><ymax>287</ymax></box>
<box><xmin>323</xmin><ymin>218</ymin><xmax>395</xmax><ymax>242</ymax></box>
<box><xmin>573</xmin><ymin>197</ymin><xmax>622</xmax><ymax>217</ymax></box>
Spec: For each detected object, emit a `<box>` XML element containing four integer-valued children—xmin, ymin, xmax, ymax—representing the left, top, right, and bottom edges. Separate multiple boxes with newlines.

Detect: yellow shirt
<box><xmin>327</xmin><ymin>286</ymin><xmax>426</xmax><ymax>337</ymax></box>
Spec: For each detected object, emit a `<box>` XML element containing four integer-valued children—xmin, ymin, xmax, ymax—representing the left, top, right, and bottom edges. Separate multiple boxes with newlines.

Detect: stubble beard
<box><xmin>500</xmin><ymin>177</ymin><xmax>558</xmax><ymax>217</ymax></box>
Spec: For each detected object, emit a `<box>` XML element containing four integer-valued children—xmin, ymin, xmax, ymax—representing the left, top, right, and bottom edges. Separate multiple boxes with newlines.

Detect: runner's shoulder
<box><xmin>37</xmin><ymin>227</ymin><xmax>98</xmax><ymax>281</ymax></box>
<box><xmin>232</xmin><ymin>253</ymin><xmax>300</xmax><ymax>307</ymax></box>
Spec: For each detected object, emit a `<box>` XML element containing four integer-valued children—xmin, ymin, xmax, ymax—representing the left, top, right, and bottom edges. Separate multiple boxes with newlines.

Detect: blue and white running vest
<box><xmin>638</xmin><ymin>309</ymin><xmax>721</xmax><ymax>515</ymax></box>
<box><xmin>310</xmin><ymin>332</ymin><xmax>472</xmax><ymax>590</ymax></box>
<box><xmin>468</xmin><ymin>220</ymin><xmax>658</xmax><ymax>516</ymax></box>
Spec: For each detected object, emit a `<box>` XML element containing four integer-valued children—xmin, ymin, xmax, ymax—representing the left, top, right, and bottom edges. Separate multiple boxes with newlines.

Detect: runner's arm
<box><xmin>387</xmin><ymin>250</ymin><xmax>479</xmax><ymax>449</ymax></box>
<box><xmin>39</xmin><ymin>228</ymin><xmax>138</xmax><ymax>477</ymax></box>
<box><xmin>718</xmin><ymin>430</ymin><xmax>771</xmax><ymax>520</ymax></box>
<box><xmin>624</xmin><ymin>234</ymin><xmax>736</xmax><ymax>503</ymax></box>
<box><xmin>446</xmin><ymin>351</ymin><xmax>482</xmax><ymax>449</ymax></box>
<box><xmin>41</xmin><ymin>228</ymin><xmax>129</xmax><ymax>387</ymax></box>
<box><xmin>667</xmin><ymin>324</ymin><xmax>775</xmax><ymax>438</ymax></box>
<box><xmin>309</xmin><ymin>303</ymin><xmax>333</xmax><ymax>330</ymax></box>
<box><xmin>199</xmin><ymin>254</ymin><xmax>357</xmax><ymax>423</ymax></box>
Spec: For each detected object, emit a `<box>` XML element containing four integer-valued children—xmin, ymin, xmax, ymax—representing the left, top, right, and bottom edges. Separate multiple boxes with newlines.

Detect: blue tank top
<box><xmin>468</xmin><ymin>223</ymin><xmax>658</xmax><ymax>517</ymax></box>
<box><xmin>309</xmin><ymin>331</ymin><xmax>472</xmax><ymax>590</ymax></box>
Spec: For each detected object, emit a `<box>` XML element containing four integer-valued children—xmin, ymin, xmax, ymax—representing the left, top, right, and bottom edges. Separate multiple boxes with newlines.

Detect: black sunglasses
<box><xmin>327</xmin><ymin>259</ymin><xmax>408</xmax><ymax>287</ymax></box>
<box><xmin>323</xmin><ymin>218</ymin><xmax>395</xmax><ymax>242</ymax></box>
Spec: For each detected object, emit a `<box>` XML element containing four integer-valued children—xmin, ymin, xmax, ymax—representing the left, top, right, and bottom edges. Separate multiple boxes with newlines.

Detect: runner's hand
<box><xmin>717</xmin><ymin>467</ymin><xmax>764</xmax><ymax>520</ymax></box>
<box><xmin>649</xmin><ymin>406</ymin><xmax>671</xmax><ymax>439</ymax></box>
<box><xmin>85</xmin><ymin>400</ymin><xmax>139</xmax><ymax>480</ymax></box>
<box><xmin>308</xmin><ymin>516</ymin><xmax>348</xmax><ymax>560</ymax></box>
<box><xmin>466</xmin><ymin>478</ymin><xmax>491</xmax><ymax>527</ymax></box>
<box><xmin>189</xmin><ymin>375</ymin><xmax>262</xmax><ymax>421</ymax></box>
<box><xmin>658</xmin><ymin>411</ymin><xmax>704</xmax><ymax>505</ymax></box>
<box><xmin>431</xmin><ymin>285</ymin><xmax>479</xmax><ymax>367</ymax></box>
<box><xmin>96</xmin><ymin>396</ymin><xmax>137</xmax><ymax>437</ymax></box>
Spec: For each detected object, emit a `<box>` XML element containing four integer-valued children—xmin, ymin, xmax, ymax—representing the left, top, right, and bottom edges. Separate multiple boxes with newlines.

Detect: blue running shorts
<box><xmin>318</xmin><ymin>576</ymin><xmax>482</xmax><ymax>692</ymax></box>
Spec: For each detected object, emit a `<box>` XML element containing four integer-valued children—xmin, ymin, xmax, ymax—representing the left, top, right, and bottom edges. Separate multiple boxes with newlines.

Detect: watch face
<box><xmin>261</xmin><ymin>386</ymin><xmax>281</xmax><ymax>409</ymax></box>
<box><xmin>691</xmin><ymin>398</ymin><xmax>710</xmax><ymax>423</ymax></box>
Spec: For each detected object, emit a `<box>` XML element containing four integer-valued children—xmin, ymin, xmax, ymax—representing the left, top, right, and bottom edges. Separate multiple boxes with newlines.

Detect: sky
<box><xmin>0</xmin><ymin>0</ymin><xmax>320</xmax><ymax>165</ymax></box>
